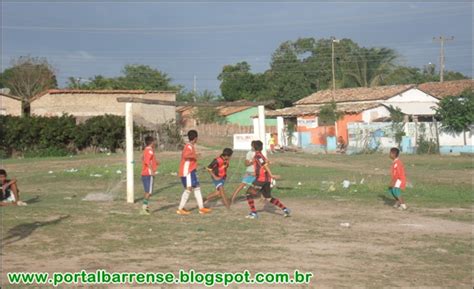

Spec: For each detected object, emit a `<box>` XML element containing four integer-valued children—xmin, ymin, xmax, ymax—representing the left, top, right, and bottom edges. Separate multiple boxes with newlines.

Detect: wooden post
<box><xmin>125</xmin><ymin>103</ymin><xmax>135</xmax><ymax>203</ymax></box>
<box><xmin>258</xmin><ymin>105</ymin><xmax>267</xmax><ymax>156</ymax></box>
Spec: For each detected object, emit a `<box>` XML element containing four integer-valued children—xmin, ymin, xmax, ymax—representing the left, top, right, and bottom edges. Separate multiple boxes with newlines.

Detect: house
<box><xmin>268</xmin><ymin>79</ymin><xmax>473</xmax><ymax>149</ymax></box>
<box><xmin>30</xmin><ymin>89</ymin><xmax>176</xmax><ymax>128</ymax></box>
<box><xmin>0</xmin><ymin>91</ymin><xmax>22</xmax><ymax>116</ymax></box>
<box><xmin>177</xmin><ymin>100</ymin><xmax>276</xmax><ymax>128</ymax></box>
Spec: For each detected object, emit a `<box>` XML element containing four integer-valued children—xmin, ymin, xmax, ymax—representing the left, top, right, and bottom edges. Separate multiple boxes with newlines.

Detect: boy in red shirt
<box><xmin>141</xmin><ymin>136</ymin><xmax>159</xmax><ymax>215</ymax></box>
<box><xmin>388</xmin><ymin>147</ymin><xmax>407</xmax><ymax>210</ymax></box>
<box><xmin>204</xmin><ymin>148</ymin><xmax>233</xmax><ymax>209</ymax></box>
<box><xmin>245</xmin><ymin>140</ymin><xmax>291</xmax><ymax>219</ymax></box>
<box><xmin>177</xmin><ymin>130</ymin><xmax>211</xmax><ymax>215</ymax></box>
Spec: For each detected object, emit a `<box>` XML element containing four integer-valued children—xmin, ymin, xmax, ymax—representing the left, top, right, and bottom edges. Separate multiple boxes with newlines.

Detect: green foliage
<box><xmin>218</xmin><ymin>62</ymin><xmax>266</xmax><ymax>102</ymax></box>
<box><xmin>384</xmin><ymin>64</ymin><xmax>468</xmax><ymax>85</ymax></box>
<box><xmin>0</xmin><ymin>115</ymin><xmax>76</xmax><ymax>156</ymax></box>
<box><xmin>318</xmin><ymin>101</ymin><xmax>344</xmax><ymax>126</ymax></box>
<box><xmin>435</xmin><ymin>89</ymin><xmax>474</xmax><ymax>134</ymax></box>
<box><xmin>155</xmin><ymin>120</ymin><xmax>184</xmax><ymax>151</ymax></box>
<box><xmin>1</xmin><ymin>56</ymin><xmax>57</xmax><ymax>115</ymax></box>
<box><xmin>387</xmin><ymin>105</ymin><xmax>406</xmax><ymax>146</ymax></box>
<box><xmin>0</xmin><ymin>115</ymin><xmax>145</xmax><ymax>157</ymax></box>
<box><xmin>67</xmin><ymin>64</ymin><xmax>181</xmax><ymax>91</ymax></box>
<box><xmin>193</xmin><ymin>107</ymin><xmax>226</xmax><ymax>124</ymax></box>
<box><xmin>416</xmin><ymin>123</ymin><xmax>438</xmax><ymax>154</ymax></box>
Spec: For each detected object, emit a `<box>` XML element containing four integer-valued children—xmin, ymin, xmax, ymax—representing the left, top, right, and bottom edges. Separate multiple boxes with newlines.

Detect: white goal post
<box><xmin>117</xmin><ymin>97</ymin><xmax>273</xmax><ymax>204</ymax></box>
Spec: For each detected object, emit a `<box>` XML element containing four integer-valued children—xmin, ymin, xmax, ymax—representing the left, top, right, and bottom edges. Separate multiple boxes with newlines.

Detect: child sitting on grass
<box><xmin>0</xmin><ymin>169</ymin><xmax>27</xmax><ymax>206</ymax></box>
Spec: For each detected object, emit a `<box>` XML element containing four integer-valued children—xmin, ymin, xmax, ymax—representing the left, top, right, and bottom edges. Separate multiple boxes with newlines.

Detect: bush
<box><xmin>1</xmin><ymin>114</ymin><xmax>152</xmax><ymax>158</ymax></box>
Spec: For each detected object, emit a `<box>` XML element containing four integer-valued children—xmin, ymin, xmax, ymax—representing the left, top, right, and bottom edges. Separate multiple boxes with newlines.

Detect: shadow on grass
<box><xmin>2</xmin><ymin>215</ymin><xmax>70</xmax><ymax>246</ymax></box>
<box><xmin>152</xmin><ymin>203</ymin><xmax>178</xmax><ymax>213</ymax></box>
<box><xmin>24</xmin><ymin>195</ymin><xmax>41</xmax><ymax>205</ymax></box>
<box><xmin>378</xmin><ymin>194</ymin><xmax>396</xmax><ymax>207</ymax></box>
<box><xmin>134</xmin><ymin>183</ymin><xmax>179</xmax><ymax>202</ymax></box>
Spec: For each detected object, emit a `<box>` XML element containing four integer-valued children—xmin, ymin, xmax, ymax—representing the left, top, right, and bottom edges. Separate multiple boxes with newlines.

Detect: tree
<box><xmin>318</xmin><ymin>101</ymin><xmax>344</xmax><ymax>126</ymax></box>
<box><xmin>435</xmin><ymin>89</ymin><xmax>474</xmax><ymax>145</ymax></box>
<box><xmin>2</xmin><ymin>56</ymin><xmax>57</xmax><ymax>115</ymax></box>
<box><xmin>67</xmin><ymin>64</ymin><xmax>181</xmax><ymax>91</ymax></box>
<box><xmin>191</xmin><ymin>90</ymin><xmax>225</xmax><ymax>124</ymax></box>
<box><xmin>342</xmin><ymin>47</ymin><xmax>397</xmax><ymax>87</ymax></box>
<box><xmin>387</xmin><ymin>105</ymin><xmax>406</xmax><ymax>147</ymax></box>
<box><xmin>217</xmin><ymin>62</ymin><xmax>264</xmax><ymax>101</ymax></box>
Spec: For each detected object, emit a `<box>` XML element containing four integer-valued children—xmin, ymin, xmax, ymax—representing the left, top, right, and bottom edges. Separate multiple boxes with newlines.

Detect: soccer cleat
<box><xmin>199</xmin><ymin>208</ymin><xmax>212</xmax><ymax>215</ymax></box>
<box><xmin>283</xmin><ymin>208</ymin><xmax>291</xmax><ymax>217</ymax></box>
<box><xmin>393</xmin><ymin>203</ymin><xmax>400</xmax><ymax>208</ymax></box>
<box><xmin>16</xmin><ymin>201</ymin><xmax>28</xmax><ymax>206</ymax></box>
<box><xmin>176</xmin><ymin>209</ymin><xmax>191</xmax><ymax>215</ymax></box>
<box><xmin>245</xmin><ymin>212</ymin><xmax>259</xmax><ymax>219</ymax></box>
<box><xmin>399</xmin><ymin>204</ymin><xmax>407</xmax><ymax>210</ymax></box>
<box><xmin>140</xmin><ymin>208</ymin><xmax>150</xmax><ymax>216</ymax></box>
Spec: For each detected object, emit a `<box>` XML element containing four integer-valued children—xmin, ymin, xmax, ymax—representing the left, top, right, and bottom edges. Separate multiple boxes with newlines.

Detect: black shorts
<box><xmin>252</xmin><ymin>181</ymin><xmax>272</xmax><ymax>198</ymax></box>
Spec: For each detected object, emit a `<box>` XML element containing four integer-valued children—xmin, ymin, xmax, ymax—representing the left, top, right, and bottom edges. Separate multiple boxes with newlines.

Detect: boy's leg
<box><xmin>141</xmin><ymin>176</ymin><xmax>153</xmax><ymax>214</ymax></box>
<box><xmin>262</xmin><ymin>183</ymin><xmax>291</xmax><ymax>216</ymax></box>
<box><xmin>10</xmin><ymin>183</ymin><xmax>20</xmax><ymax>202</ymax></box>
<box><xmin>230</xmin><ymin>183</ymin><xmax>246</xmax><ymax>204</ymax></box>
<box><xmin>389</xmin><ymin>187</ymin><xmax>400</xmax><ymax>207</ymax></box>
<box><xmin>218</xmin><ymin>187</ymin><xmax>230</xmax><ymax>209</ymax></box>
<box><xmin>178</xmin><ymin>188</ymin><xmax>191</xmax><ymax>210</ymax></box>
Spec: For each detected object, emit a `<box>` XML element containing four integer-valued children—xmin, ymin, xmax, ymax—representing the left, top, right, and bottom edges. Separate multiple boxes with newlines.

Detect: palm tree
<box><xmin>342</xmin><ymin>47</ymin><xmax>397</xmax><ymax>87</ymax></box>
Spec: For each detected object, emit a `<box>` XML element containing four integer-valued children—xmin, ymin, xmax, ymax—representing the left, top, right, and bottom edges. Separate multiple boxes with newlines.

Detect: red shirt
<box><xmin>254</xmin><ymin>151</ymin><xmax>270</xmax><ymax>183</ymax></box>
<box><xmin>179</xmin><ymin>143</ymin><xmax>197</xmax><ymax>177</ymax></box>
<box><xmin>208</xmin><ymin>156</ymin><xmax>229</xmax><ymax>179</ymax></box>
<box><xmin>391</xmin><ymin>158</ymin><xmax>406</xmax><ymax>190</ymax></box>
<box><xmin>141</xmin><ymin>146</ymin><xmax>158</xmax><ymax>176</ymax></box>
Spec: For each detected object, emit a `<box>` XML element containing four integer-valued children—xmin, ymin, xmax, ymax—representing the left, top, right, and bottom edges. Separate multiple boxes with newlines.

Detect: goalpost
<box><xmin>117</xmin><ymin>97</ymin><xmax>272</xmax><ymax>204</ymax></box>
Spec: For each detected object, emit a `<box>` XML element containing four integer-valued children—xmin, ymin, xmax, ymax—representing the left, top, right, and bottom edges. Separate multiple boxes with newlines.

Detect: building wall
<box><xmin>362</xmin><ymin>106</ymin><xmax>390</xmax><ymax>123</ymax></box>
<box><xmin>226</xmin><ymin>107</ymin><xmax>277</xmax><ymax>126</ymax></box>
<box><xmin>386</xmin><ymin>88</ymin><xmax>439</xmax><ymax>103</ymax></box>
<box><xmin>31</xmin><ymin>92</ymin><xmax>176</xmax><ymax>127</ymax></box>
<box><xmin>0</xmin><ymin>95</ymin><xmax>22</xmax><ymax>116</ymax></box>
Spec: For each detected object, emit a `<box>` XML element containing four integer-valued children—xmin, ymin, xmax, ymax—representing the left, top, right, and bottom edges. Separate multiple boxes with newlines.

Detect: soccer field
<box><xmin>1</xmin><ymin>149</ymin><xmax>472</xmax><ymax>288</ymax></box>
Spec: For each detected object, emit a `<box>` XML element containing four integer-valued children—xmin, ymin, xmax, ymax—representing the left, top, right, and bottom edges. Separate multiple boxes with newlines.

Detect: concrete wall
<box><xmin>347</xmin><ymin>122</ymin><xmax>473</xmax><ymax>155</ymax></box>
<box><xmin>31</xmin><ymin>92</ymin><xmax>176</xmax><ymax>127</ymax></box>
<box><xmin>0</xmin><ymin>94</ymin><xmax>22</xmax><ymax>116</ymax></box>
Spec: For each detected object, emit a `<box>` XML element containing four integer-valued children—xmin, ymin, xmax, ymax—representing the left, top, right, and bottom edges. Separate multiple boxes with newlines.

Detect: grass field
<box><xmin>1</xmin><ymin>148</ymin><xmax>473</xmax><ymax>288</ymax></box>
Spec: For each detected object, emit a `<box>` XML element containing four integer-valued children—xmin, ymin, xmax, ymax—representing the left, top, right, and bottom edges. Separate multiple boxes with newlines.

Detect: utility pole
<box><xmin>331</xmin><ymin>37</ymin><xmax>340</xmax><ymax>91</ymax></box>
<box><xmin>193</xmin><ymin>75</ymin><xmax>197</xmax><ymax>102</ymax></box>
<box><xmin>433</xmin><ymin>36</ymin><xmax>454</xmax><ymax>82</ymax></box>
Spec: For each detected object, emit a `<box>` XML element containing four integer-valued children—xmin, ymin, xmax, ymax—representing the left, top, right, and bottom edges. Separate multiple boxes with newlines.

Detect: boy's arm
<box><xmin>207</xmin><ymin>160</ymin><xmax>219</xmax><ymax>180</ymax></box>
<box><xmin>262</xmin><ymin>164</ymin><xmax>280</xmax><ymax>180</ymax></box>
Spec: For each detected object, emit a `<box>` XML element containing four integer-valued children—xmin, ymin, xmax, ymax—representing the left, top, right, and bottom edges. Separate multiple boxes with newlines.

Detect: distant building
<box><xmin>268</xmin><ymin>79</ymin><xmax>473</xmax><ymax>149</ymax></box>
<box><xmin>0</xmin><ymin>92</ymin><xmax>22</xmax><ymax>116</ymax></box>
<box><xmin>30</xmin><ymin>89</ymin><xmax>176</xmax><ymax>128</ymax></box>
<box><xmin>177</xmin><ymin>100</ymin><xmax>276</xmax><ymax>128</ymax></box>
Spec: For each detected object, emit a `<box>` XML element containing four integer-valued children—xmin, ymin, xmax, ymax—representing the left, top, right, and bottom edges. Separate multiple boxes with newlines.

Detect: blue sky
<box><xmin>1</xmin><ymin>2</ymin><xmax>472</xmax><ymax>93</ymax></box>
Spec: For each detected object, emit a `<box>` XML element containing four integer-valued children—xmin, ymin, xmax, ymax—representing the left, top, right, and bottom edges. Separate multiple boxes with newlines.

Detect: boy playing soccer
<box><xmin>177</xmin><ymin>130</ymin><xmax>211</xmax><ymax>215</ymax></box>
<box><xmin>245</xmin><ymin>140</ymin><xmax>290</xmax><ymax>219</ymax></box>
<box><xmin>0</xmin><ymin>169</ymin><xmax>27</xmax><ymax>206</ymax></box>
<box><xmin>141</xmin><ymin>136</ymin><xmax>159</xmax><ymax>215</ymax></box>
<box><xmin>204</xmin><ymin>148</ymin><xmax>233</xmax><ymax>209</ymax></box>
<box><xmin>230</xmin><ymin>141</ymin><xmax>257</xmax><ymax>204</ymax></box>
<box><xmin>388</xmin><ymin>147</ymin><xmax>408</xmax><ymax>210</ymax></box>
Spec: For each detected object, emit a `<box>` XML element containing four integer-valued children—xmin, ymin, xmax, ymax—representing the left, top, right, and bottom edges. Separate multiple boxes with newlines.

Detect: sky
<box><xmin>1</xmin><ymin>1</ymin><xmax>472</xmax><ymax>94</ymax></box>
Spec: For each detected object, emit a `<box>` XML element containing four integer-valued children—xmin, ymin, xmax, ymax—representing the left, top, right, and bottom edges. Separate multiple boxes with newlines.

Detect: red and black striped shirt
<box><xmin>254</xmin><ymin>151</ymin><xmax>270</xmax><ymax>183</ymax></box>
<box><xmin>208</xmin><ymin>156</ymin><xmax>229</xmax><ymax>179</ymax></box>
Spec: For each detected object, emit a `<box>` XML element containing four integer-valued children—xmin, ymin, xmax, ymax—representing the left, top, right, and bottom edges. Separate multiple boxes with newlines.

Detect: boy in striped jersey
<box><xmin>204</xmin><ymin>148</ymin><xmax>233</xmax><ymax>209</ymax></box>
<box><xmin>245</xmin><ymin>140</ymin><xmax>290</xmax><ymax>219</ymax></box>
<box><xmin>177</xmin><ymin>130</ymin><xmax>211</xmax><ymax>215</ymax></box>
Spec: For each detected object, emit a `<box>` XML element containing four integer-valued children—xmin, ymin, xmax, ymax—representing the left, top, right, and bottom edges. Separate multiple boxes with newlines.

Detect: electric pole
<box><xmin>433</xmin><ymin>36</ymin><xmax>454</xmax><ymax>82</ymax></box>
<box><xmin>193</xmin><ymin>75</ymin><xmax>197</xmax><ymax>102</ymax></box>
<box><xmin>331</xmin><ymin>37</ymin><xmax>340</xmax><ymax>91</ymax></box>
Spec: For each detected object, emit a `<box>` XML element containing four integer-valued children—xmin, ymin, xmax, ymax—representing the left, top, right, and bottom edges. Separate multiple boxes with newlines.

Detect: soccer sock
<box><xmin>142</xmin><ymin>199</ymin><xmax>149</xmax><ymax>209</ymax></box>
<box><xmin>194</xmin><ymin>187</ymin><xmax>204</xmax><ymax>209</ymax></box>
<box><xmin>178</xmin><ymin>190</ymin><xmax>190</xmax><ymax>210</ymax></box>
<box><xmin>270</xmin><ymin>198</ymin><xmax>286</xmax><ymax>210</ymax></box>
<box><xmin>246</xmin><ymin>195</ymin><xmax>256</xmax><ymax>213</ymax></box>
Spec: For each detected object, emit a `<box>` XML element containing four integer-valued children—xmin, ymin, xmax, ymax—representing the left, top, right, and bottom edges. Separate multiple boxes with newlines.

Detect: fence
<box><xmin>347</xmin><ymin>122</ymin><xmax>473</xmax><ymax>155</ymax></box>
